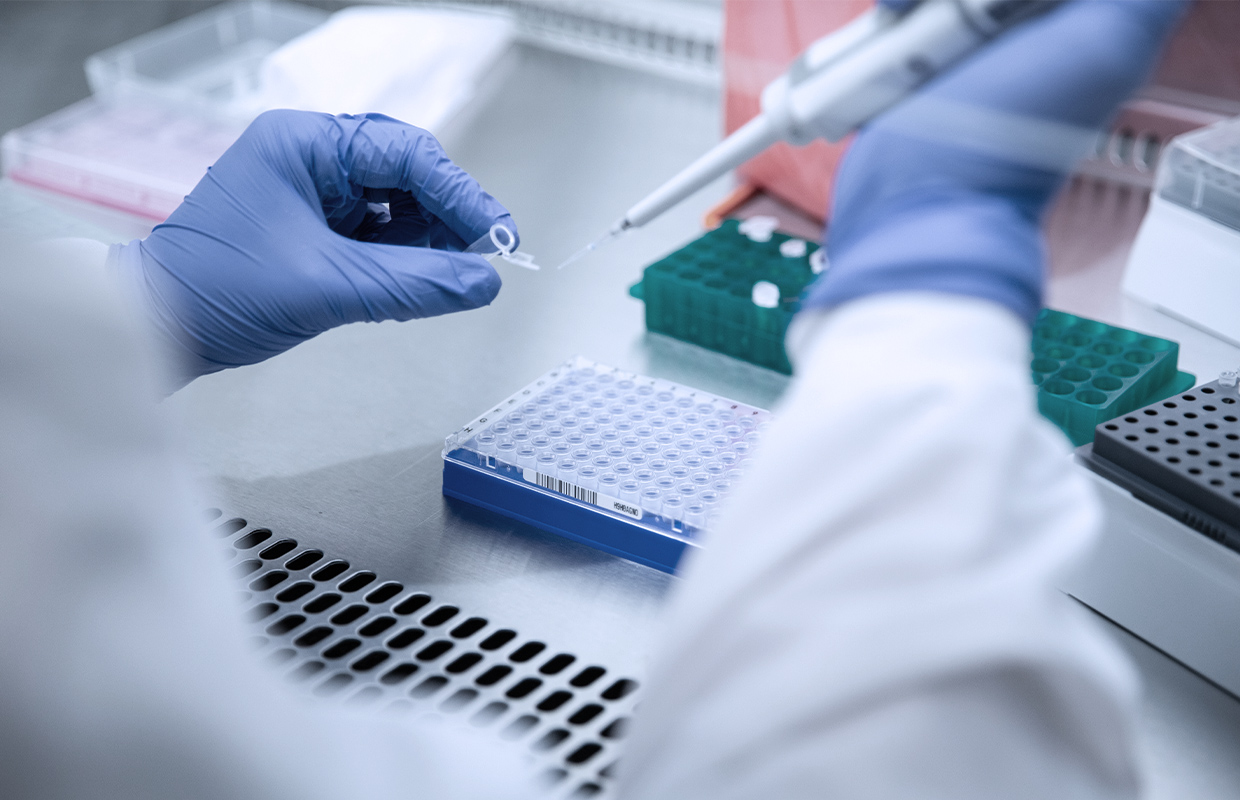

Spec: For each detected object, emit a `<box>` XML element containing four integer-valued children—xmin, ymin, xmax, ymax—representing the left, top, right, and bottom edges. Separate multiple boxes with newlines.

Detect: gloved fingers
<box><xmin>923</xmin><ymin>0</ymin><xmax>1190</xmax><ymax>128</ymax></box>
<box><xmin>876</xmin><ymin>0</ymin><xmax>922</xmax><ymax>14</ymax></box>
<box><xmin>328</xmin><ymin>238</ymin><xmax>502</xmax><ymax>324</ymax></box>
<box><xmin>326</xmin><ymin>113</ymin><xmax>515</xmax><ymax>248</ymax></box>
<box><xmin>351</xmin><ymin>203</ymin><xmax>394</xmax><ymax>243</ymax></box>
<box><xmin>376</xmin><ymin>189</ymin><xmax>470</xmax><ymax>250</ymax></box>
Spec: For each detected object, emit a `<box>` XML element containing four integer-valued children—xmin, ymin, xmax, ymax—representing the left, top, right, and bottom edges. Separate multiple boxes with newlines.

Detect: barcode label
<box><xmin>522</xmin><ymin>469</ymin><xmax>642</xmax><ymax>520</ymax></box>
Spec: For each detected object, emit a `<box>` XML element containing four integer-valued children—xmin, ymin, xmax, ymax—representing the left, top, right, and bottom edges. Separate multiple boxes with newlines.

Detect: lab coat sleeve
<box><xmin>617</xmin><ymin>293</ymin><xmax>1142</xmax><ymax>800</ymax></box>
<box><xmin>0</xmin><ymin>239</ymin><xmax>537</xmax><ymax>800</ymax></box>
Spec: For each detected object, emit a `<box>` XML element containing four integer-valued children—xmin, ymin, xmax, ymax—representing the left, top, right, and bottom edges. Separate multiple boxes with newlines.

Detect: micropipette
<box><xmin>558</xmin><ymin>0</ymin><xmax>1059</xmax><ymax>269</ymax></box>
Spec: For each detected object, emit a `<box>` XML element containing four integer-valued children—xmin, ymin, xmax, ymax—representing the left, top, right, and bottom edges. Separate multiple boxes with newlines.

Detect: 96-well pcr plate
<box><xmin>441</xmin><ymin>357</ymin><xmax>771</xmax><ymax>572</ymax></box>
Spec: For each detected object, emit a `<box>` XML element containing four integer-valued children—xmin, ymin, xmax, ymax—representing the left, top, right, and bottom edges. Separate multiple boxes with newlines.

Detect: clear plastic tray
<box><xmin>442</xmin><ymin>357</ymin><xmax>771</xmax><ymax>572</ymax></box>
<box><xmin>1</xmin><ymin>98</ymin><xmax>245</xmax><ymax>221</ymax></box>
<box><xmin>85</xmin><ymin>0</ymin><xmax>329</xmax><ymax>121</ymax></box>
<box><xmin>1156</xmin><ymin>115</ymin><xmax>1240</xmax><ymax>234</ymax></box>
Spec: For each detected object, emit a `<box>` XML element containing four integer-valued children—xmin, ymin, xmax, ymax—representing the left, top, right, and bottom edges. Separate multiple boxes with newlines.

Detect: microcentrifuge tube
<box><xmin>779</xmin><ymin>239</ymin><xmax>807</xmax><ymax>258</ymax></box>
<box><xmin>751</xmin><ymin>280</ymin><xmax>781</xmax><ymax>309</ymax></box>
<box><xmin>465</xmin><ymin>223</ymin><xmax>540</xmax><ymax>270</ymax></box>
<box><xmin>738</xmin><ymin>215</ymin><xmax>779</xmax><ymax>243</ymax></box>
<box><xmin>1219</xmin><ymin>369</ymin><xmax>1240</xmax><ymax>388</ymax></box>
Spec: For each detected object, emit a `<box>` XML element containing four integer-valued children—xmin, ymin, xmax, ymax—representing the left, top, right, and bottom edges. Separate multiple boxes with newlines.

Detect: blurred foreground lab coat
<box><xmin>1</xmin><ymin>239</ymin><xmax>1141</xmax><ymax>799</ymax></box>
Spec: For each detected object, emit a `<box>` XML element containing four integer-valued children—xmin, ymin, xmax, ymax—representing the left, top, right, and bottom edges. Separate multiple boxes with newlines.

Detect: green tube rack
<box><xmin>628</xmin><ymin>222</ymin><xmax>1195</xmax><ymax>446</ymax></box>
<box><xmin>1031</xmin><ymin>310</ymin><xmax>1195</xmax><ymax>446</ymax></box>
<box><xmin>629</xmin><ymin>219</ymin><xmax>818</xmax><ymax>374</ymax></box>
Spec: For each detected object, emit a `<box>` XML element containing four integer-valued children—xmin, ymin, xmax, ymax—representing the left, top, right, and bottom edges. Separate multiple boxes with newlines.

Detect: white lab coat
<box><xmin>0</xmin><ymin>240</ymin><xmax>1139</xmax><ymax>799</ymax></box>
<box><xmin>619</xmin><ymin>295</ymin><xmax>1141</xmax><ymax>799</ymax></box>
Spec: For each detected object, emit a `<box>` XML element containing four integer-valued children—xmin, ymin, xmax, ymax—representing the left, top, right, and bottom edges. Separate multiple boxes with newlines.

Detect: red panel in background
<box><xmin>722</xmin><ymin>0</ymin><xmax>1240</xmax><ymax>229</ymax></box>
<box><xmin>723</xmin><ymin>0</ymin><xmax>869</xmax><ymax>224</ymax></box>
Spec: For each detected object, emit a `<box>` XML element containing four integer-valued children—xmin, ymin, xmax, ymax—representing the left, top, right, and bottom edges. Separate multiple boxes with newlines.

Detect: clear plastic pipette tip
<box><xmin>556</xmin><ymin>221</ymin><xmax>629</xmax><ymax>270</ymax></box>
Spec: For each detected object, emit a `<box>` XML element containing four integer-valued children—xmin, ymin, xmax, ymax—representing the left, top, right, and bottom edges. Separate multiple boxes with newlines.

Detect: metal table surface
<box><xmin>6</xmin><ymin>5</ymin><xmax>1240</xmax><ymax>796</ymax></box>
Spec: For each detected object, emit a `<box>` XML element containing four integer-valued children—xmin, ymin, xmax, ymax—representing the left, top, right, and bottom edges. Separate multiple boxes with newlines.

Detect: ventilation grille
<box><xmin>209</xmin><ymin>510</ymin><xmax>639</xmax><ymax>798</ymax></box>
<box><xmin>1087</xmin><ymin>380</ymin><xmax>1240</xmax><ymax>552</ymax></box>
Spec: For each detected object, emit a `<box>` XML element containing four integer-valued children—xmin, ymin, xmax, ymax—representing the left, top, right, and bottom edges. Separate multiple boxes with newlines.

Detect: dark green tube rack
<box><xmin>629</xmin><ymin>219</ymin><xmax>818</xmax><ymax>375</ymax></box>
<box><xmin>629</xmin><ymin>222</ymin><xmax>1195</xmax><ymax>445</ymax></box>
<box><xmin>1032</xmin><ymin>310</ymin><xmax>1195</xmax><ymax>446</ymax></box>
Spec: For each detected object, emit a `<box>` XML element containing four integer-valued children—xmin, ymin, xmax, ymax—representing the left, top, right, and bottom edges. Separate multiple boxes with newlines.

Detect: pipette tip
<box><xmin>556</xmin><ymin>223</ymin><xmax>627</xmax><ymax>270</ymax></box>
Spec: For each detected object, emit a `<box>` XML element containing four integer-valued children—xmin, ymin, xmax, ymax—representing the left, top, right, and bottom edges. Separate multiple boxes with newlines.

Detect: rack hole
<box><xmin>510</xmin><ymin>642</ymin><xmax>547</xmax><ymax>663</ymax></box>
<box><xmin>216</xmin><ymin>518</ymin><xmax>247</xmax><ymax>537</ymax></box>
<box><xmin>480</xmin><ymin>630</ymin><xmax>517</xmax><ymax>650</ymax></box>
<box><xmin>285</xmin><ymin>550</ymin><xmax>323</xmax><ymax>571</ymax></box>
<box><xmin>440</xmin><ymin>689</ymin><xmax>479</xmax><ymax>713</ymax></box>
<box><xmin>259</xmin><ymin>539</ymin><xmax>298</xmax><ymax>560</ymax></box>
<box><xmin>566</xmin><ymin>743</ymin><xmax>603</xmax><ymax>764</ymax></box>
<box><xmin>330</xmin><ymin>604</ymin><xmax>369</xmax><ymax>625</ymax></box>
<box><xmin>290</xmin><ymin>661</ymin><xmax>325</xmax><ymax>682</ymax></box>
<box><xmin>422</xmin><ymin>605</ymin><xmax>460</xmax><ymax>627</ymax></box>
<box><xmin>250</xmin><ymin>571</ymin><xmax>289</xmax><ymax>591</ymax></box>
<box><xmin>569</xmin><ymin>704</ymin><xmax>605</xmax><ymax>725</ymax></box>
<box><xmin>304</xmin><ymin>593</ymin><xmax>341</xmax><ymax>613</ymax></box>
<box><xmin>411</xmin><ymin>676</ymin><xmax>449</xmax><ymax>698</ymax></box>
<box><xmin>358</xmin><ymin>616</ymin><xmax>397</xmax><ymax>637</ymax></box>
<box><xmin>386</xmin><ymin>628</ymin><xmax>425</xmax><ymax>649</ymax></box>
<box><xmin>268</xmin><ymin>648</ymin><xmax>297</xmax><ymax>664</ymax></box>
<box><xmin>601</xmin><ymin>679</ymin><xmax>638</xmax><ymax>700</ymax></box>
<box><xmin>470</xmin><ymin>701</ymin><xmax>509</xmax><ymax>727</ymax></box>
<box><xmin>232</xmin><ymin>559</ymin><xmax>263</xmax><ymax>577</ymax></box>
<box><xmin>314</xmin><ymin>673</ymin><xmax>354</xmax><ymax>696</ymax></box>
<box><xmin>476</xmin><ymin>665</ymin><xmax>513</xmax><ymax>686</ymax></box>
<box><xmin>446</xmin><ymin>653</ymin><xmax>484</xmax><ymax>674</ymax></box>
<box><xmin>266</xmin><ymin>614</ymin><xmax>306</xmax><ymax>636</ymax></box>
<box><xmin>501</xmin><ymin>714</ymin><xmax>539</xmax><ymax>740</ymax></box>
<box><xmin>533</xmin><ymin>729</ymin><xmax>570</xmax><ymax>751</ymax></box>
<box><xmin>538</xmin><ymin>691</ymin><xmax>573</xmax><ymax>712</ymax></box>
<box><xmin>247</xmin><ymin>602</ymin><xmax>278</xmax><ymax>621</ymax></box>
<box><xmin>364</xmin><ymin>582</ymin><xmax>404</xmax><ymax>604</ymax></box>
<box><xmin>540</xmin><ymin>654</ymin><xmax>577</xmax><ymax>675</ymax></box>
<box><xmin>348</xmin><ymin>686</ymin><xmax>383</xmax><ymax>706</ymax></box>
<box><xmin>311</xmin><ymin>560</ymin><xmax>350</xmax><ymax>582</ymax></box>
<box><xmin>276</xmin><ymin>581</ymin><xmax>315</xmax><ymax>602</ymax></box>
<box><xmin>234</xmin><ymin>529</ymin><xmax>272</xmax><ymax>549</ymax></box>
<box><xmin>450</xmin><ymin>617</ymin><xmax>488</xmax><ymax>638</ymax></box>
<box><xmin>416</xmin><ymin>640</ymin><xmax>454</xmax><ymax>661</ymax></box>
<box><xmin>294</xmin><ymin>626</ymin><xmax>333</xmax><ymax>647</ymax></box>
<box><xmin>380</xmin><ymin>663</ymin><xmax>419</xmax><ymax>685</ymax></box>
<box><xmin>507</xmin><ymin>678</ymin><xmax>543</xmax><ymax>699</ymax></box>
<box><xmin>338</xmin><ymin>572</ymin><xmax>377</xmax><ymax>593</ymax></box>
<box><xmin>600</xmin><ymin>718</ymin><xmax>628</xmax><ymax>739</ymax></box>
<box><xmin>350</xmin><ymin>651</ymin><xmax>391</xmax><ymax>672</ymax></box>
<box><xmin>570</xmin><ymin>667</ymin><xmax>607</xmax><ymax>688</ymax></box>
<box><xmin>323</xmin><ymin>639</ymin><xmax>362</xmax><ymax>660</ymax></box>
<box><xmin>393</xmin><ymin>593</ymin><xmax>432</xmax><ymax>615</ymax></box>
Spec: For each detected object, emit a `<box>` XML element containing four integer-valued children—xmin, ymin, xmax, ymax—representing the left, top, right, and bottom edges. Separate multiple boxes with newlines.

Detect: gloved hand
<box><xmin>803</xmin><ymin>0</ymin><xmax>1189</xmax><ymax>325</ymax></box>
<box><xmin>108</xmin><ymin>110</ymin><xmax>515</xmax><ymax>390</ymax></box>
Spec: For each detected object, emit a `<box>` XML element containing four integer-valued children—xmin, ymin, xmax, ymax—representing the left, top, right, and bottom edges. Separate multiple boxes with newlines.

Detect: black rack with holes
<box><xmin>206</xmin><ymin>509</ymin><xmax>638</xmax><ymax>798</ymax></box>
<box><xmin>1080</xmin><ymin>380</ymin><xmax>1240</xmax><ymax>551</ymax></box>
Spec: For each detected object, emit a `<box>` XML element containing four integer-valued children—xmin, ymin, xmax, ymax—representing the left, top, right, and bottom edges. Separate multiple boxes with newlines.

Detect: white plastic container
<box><xmin>85</xmin><ymin>0</ymin><xmax>329</xmax><ymax>121</ymax></box>
<box><xmin>1</xmin><ymin>98</ymin><xmax>244</xmax><ymax>221</ymax></box>
<box><xmin>1125</xmin><ymin>116</ymin><xmax>1240</xmax><ymax>343</ymax></box>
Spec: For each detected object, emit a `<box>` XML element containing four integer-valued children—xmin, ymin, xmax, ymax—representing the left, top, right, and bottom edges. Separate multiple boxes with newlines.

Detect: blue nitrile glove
<box><xmin>108</xmin><ymin>110</ymin><xmax>515</xmax><ymax>390</ymax></box>
<box><xmin>803</xmin><ymin>0</ymin><xmax>1189</xmax><ymax>325</ymax></box>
